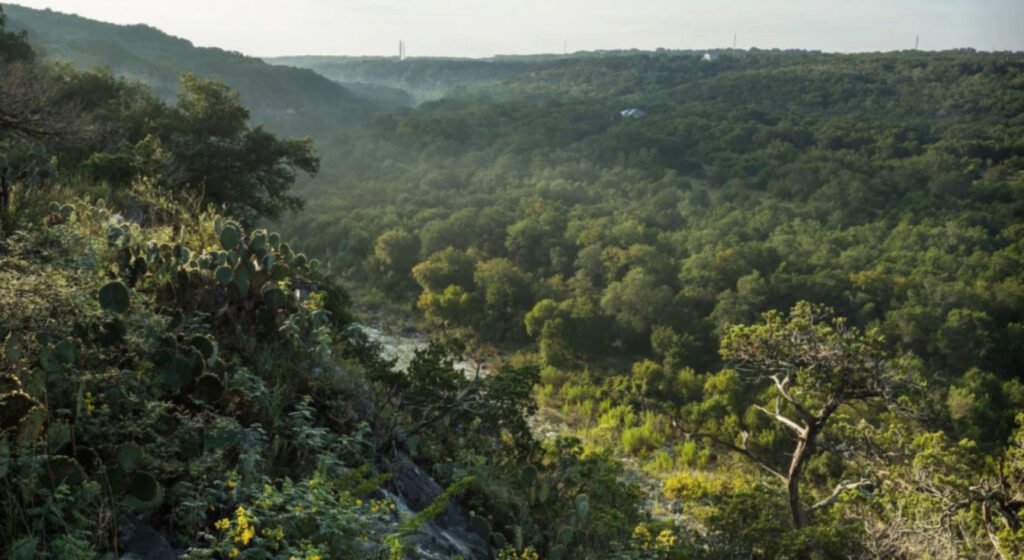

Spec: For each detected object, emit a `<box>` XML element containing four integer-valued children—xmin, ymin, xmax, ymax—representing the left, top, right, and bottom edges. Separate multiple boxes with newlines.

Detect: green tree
<box><xmin>701</xmin><ymin>302</ymin><xmax>910</xmax><ymax>534</ymax></box>
<box><xmin>165</xmin><ymin>74</ymin><xmax>319</xmax><ymax>224</ymax></box>
<box><xmin>600</xmin><ymin>268</ymin><xmax>673</xmax><ymax>335</ymax></box>
<box><xmin>0</xmin><ymin>6</ymin><xmax>32</xmax><ymax>63</ymax></box>
<box><xmin>473</xmin><ymin>258</ymin><xmax>533</xmax><ymax>340</ymax></box>
<box><xmin>411</xmin><ymin>247</ymin><xmax>476</xmax><ymax>293</ymax></box>
<box><xmin>373</xmin><ymin>229</ymin><xmax>421</xmax><ymax>288</ymax></box>
<box><xmin>524</xmin><ymin>298</ymin><xmax>560</xmax><ymax>338</ymax></box>
<box><xmin>417</xmin><ymin>284</ymin><xmax>474</xmax><ymax>328</ymax></box>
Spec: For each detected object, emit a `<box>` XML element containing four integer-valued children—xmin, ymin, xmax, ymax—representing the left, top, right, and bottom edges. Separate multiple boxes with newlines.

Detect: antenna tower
<box><xmin>733</xmin><ymin>33</ymin><xmax>737</xmax><ymax>49</ymax></box>
<box><xmin>915</xmin><ymin>34</ymin><xmax>919</xmax><ymax>50</ymax></box>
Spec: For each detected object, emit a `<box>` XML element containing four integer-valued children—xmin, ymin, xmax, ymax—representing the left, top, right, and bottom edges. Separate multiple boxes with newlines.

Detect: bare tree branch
<box><xmin>808</xmin><ymin>478</ymin><xmax>874</xmax><ymax>512</ymax></box>
<box><xmin>686</xmin><ymin>432</ymin><xmax>788</xmax><ymax>482</ymax></box>
<box><xmin>753</xmin><ymin>403</ymin><xmax>808</xmax><ymax>436</ymax></box>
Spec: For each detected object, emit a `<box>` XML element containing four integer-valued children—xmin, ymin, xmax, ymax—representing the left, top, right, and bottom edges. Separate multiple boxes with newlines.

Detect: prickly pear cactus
<box><xmin>219</xmin><ymin>224</ymin><xmax>241</xmax><ymax>250</ymax></box>
<box><xmin>98</xmin><ymin>281</ymin><xmax>130</xmax><ymax>313</ymax></box>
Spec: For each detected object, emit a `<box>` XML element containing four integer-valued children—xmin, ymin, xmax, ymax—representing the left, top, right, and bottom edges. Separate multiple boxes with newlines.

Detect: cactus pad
<box><xmin>219</xmin><ymin>224</ymin><xmax>242</xmax><ymax>250</ymax></box>
<box><xmin>99</xmin><ymin>281</ymin><xmax>131</xmax><ymax>313</ymax></box>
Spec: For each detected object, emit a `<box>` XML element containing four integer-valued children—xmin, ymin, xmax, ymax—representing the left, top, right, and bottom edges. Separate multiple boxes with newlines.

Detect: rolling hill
<box><xmin>4</xmin><ymin>3</ymin><xmax>382</xmax><ymax>136</ymax></box>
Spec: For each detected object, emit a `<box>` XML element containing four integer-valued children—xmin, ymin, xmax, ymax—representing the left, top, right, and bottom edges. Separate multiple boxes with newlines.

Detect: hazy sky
<box><xmin>9</xmin><ymin>0</ymin><xmax>1023</xmax><ymax>57</ymax></box>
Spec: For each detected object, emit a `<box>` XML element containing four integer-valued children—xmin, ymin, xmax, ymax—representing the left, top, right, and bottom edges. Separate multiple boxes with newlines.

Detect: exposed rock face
<box><xmin>387</xmin><ymin>454</ymin><xmax>489</xmax><ymax>560</ymax></box>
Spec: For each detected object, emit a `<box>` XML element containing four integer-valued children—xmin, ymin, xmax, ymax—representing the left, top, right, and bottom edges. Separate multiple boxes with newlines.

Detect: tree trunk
<box><xmin>787</xmin><ymin>434</ymin><xmax>810</xmax><ymax>530</ymax></box>
<box><xmin>787</xmin><ymin>420</ymin><xmax>824</xmax><ymax>531</ymax></box>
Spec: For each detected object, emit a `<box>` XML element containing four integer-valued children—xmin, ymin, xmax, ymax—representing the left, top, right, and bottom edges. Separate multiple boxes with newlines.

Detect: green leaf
<box><xmin>195</xmin><ymin>374</ymin><xmax>225</xmax><ymax>403</ymax></box>
<box><xmin>261</xmin><ymin>285</ymin><xmax>286</xmax><ymax>310</ymax></box>
<box><xmin>520</xmin><ymin>464</ymin><xmax>538</xmax><ymax>487</ymax></box>
<box><xmin>4</xmin><ymin>332</ymin><xmax>23</xmax><ymax>363</ymax></box>
<box><xmin>47</xmin><ymin>421</ymin><xmax>71</xmax><ymax>453</ymax></box>
<box><xmin>219</xmin><ymin>224</ymin><xmax>242</xmax><ymax>250</ymax></box>
<box><xmin>189</xmin><ymin>335</ymin><xmax>217</xmax><ymax>363</ymax></box>
<box><xmin>48</xmin><ymin>456</ymin><xmax>85</xmax><ymax>487</ymax></box>
<box><xmin>99</xmin><ymin>281</ymin><xmax>131</xmax><ymax>313</ymax></box>
<box><xmin>469</xmin><ymin>514</ymin><xmax>491</xmax><ymax>539</ymax></box>
<box><xmin>10</xmin><ymin>537</ymin><xmax>38</xmax><ymax>560</ymax></box>
<box><xmin>55</xmin><ymin>338</ymin><xmax>78</xmax><ymax>364</ymax></box>
<box><xmin>38</xmin><ymin>344</ymin><xmax>60</xmax><ymax>373</ymax></box>
<box><xmin>215</xmin><ymin>265</ymin><xmax>234</xmax><ymax>284</ymax></box>
<box><xmin>16</xmin><ymin>407</ymin><xmax>46</xmax><ymax>445</ymax></box>
<box><xmin>205</xmin><ymin>429</ymin><xmax>240</xmax><ymax>451</ymax></box>
<box><xmin>0</xmin><ymin>437</ymin><xmax>9</xmax><ymax>477</ymax></box>
<box><xmin>574</xmin><ymin>494</ymin><xmax>589</xmax><ymax>522</ymax></box>
<box><xmin>125</xmin><ymin>472</ymin><xmax>163</xmax><ymax>510</ymax></box>
<box><xmin>248</xmin><ymin>233</ymin><xmax>267</xmax><ymax>252</ymax></box>
<box><xmin>117</xmin><ymin>443</ymin><xmax>143</xmax><ymax>471</ymax></box>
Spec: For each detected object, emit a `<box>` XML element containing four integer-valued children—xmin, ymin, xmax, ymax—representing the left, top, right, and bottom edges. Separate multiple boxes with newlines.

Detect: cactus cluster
<box><xmin>109</xmin><ymin>442</ymin><xmax>162</xmax><ymax>510</ymax></box>
<box><xmin>102</xmin><ymin>215</ymin><xmax>324</xmax><ymax>324</ymax></box>
<box><xmin>211</xmin><ymin>220</ymin><xmax>316</xmax><ymax>309</ymax></box>
<box><xmin>152</xmin><ymin>333</ymin><xmax>225</xmax><ymax>402</ymax></box>
<box><xmin>45</xmin><ymin>201</ymin><xmax>75</xmax><ymax>225</ymax></box>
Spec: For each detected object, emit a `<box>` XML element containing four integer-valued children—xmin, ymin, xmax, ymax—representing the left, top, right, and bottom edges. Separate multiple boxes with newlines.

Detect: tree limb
<box><xmin>808</xmin><ymin>478</ymin><xmax>875</xmax><ymax>512</ymax></box>
<box><xmin>770</xmin><ymin>373</ymin><xmax>816</xmax><ymax>423</ymax></box>
<box><xmin>686</xmin><ymin>432</ymin><xmax>787</xmax><ymax>482</ymax></box>
<box><xmin>753</xmin><ymin>403</ymin><xmax>808</xmax><ymax>436</ymax></box>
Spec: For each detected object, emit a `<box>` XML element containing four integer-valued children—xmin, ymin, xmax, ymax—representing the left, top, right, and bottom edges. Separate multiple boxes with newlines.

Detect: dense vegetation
<box><xmin>4</xmin><ymin>3</ymin><xmax>1024</xmax><ymax>558</ymax></box>
<box><xmin>276</xmin><ymin>48</ymin><xmax>1024</xmax><ymax>557</ymax></box>
<box><xmin>0</xmin><ymin>7</ymin><xmax>654</xmax><ymax>559</ymax></box>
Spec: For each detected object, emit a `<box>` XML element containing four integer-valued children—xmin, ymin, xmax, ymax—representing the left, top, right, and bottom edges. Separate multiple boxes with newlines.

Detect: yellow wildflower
<box><xmin>226</xmin><ymin>479</ymin><xmax>236</xmax><ymax>489</ymax></box>
<box><xmin>241</xmin><ymin>526</ymin><xmax>255</xmax><ymax>546</ymax></box>
<box><xmin>228</xmin><ymin>547</ymin><xmax>239</xmax><ymax>558</ymax></box>
<box><xmin>214</xmin><ymin>518</ymin><xmax>230</xmax><ymax>531</ymax></box>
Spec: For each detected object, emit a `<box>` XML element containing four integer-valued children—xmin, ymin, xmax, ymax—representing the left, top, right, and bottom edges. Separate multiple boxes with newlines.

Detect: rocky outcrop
<box><xmin>386</xmin><ymin>454</ymin><xmax>489</xmax><ymax>560</ymax></box>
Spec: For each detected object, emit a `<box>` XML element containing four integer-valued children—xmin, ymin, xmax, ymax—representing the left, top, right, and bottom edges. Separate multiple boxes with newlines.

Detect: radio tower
<box><xmin>915</xmin><ymin>34</ymin><xmax>919</xmax><ymax>50</ymax></box>
<box><xmin>399</xmin><ymin>40</ymin><xmax>406</xmax><ymax>61</ymax></box>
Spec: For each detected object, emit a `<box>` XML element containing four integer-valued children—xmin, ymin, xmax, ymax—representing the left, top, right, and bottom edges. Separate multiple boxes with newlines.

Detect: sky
<box><xmin>8</xmin><ymin>0</ymin><xmax>1024</xmax><ymax>58</ymax></box>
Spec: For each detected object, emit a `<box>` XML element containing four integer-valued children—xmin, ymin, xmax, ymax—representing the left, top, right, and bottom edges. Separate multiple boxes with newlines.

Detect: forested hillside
<box><xmin>3</xmin><ymin>4</ymin><xmax>380</xmax><ymax>135</ymax></box>
<box><xmin>269</xmin><ymin>55</ymin><xmax>567</xmax><ymax>104</ymax></box>
<box><xmin>277</xmin><ymin>49</ymin><xmax>1024</xmax><ymax>557</ymax></box>
<box><xmin>1</xmin><ymin>7</ymin><xmax>645</xmax><ymax>559</ymax></box>
<box><xmin>3</xmin><ymin>2</ymin><xmax>1024</xmax><ymax>558</ymax></box>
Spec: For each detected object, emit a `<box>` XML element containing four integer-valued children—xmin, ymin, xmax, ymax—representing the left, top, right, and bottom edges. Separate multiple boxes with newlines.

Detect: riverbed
<box><xmin>355</xmin><ymin>324</ymin><xmax>488</xmax><ymax>377</ymax></box>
